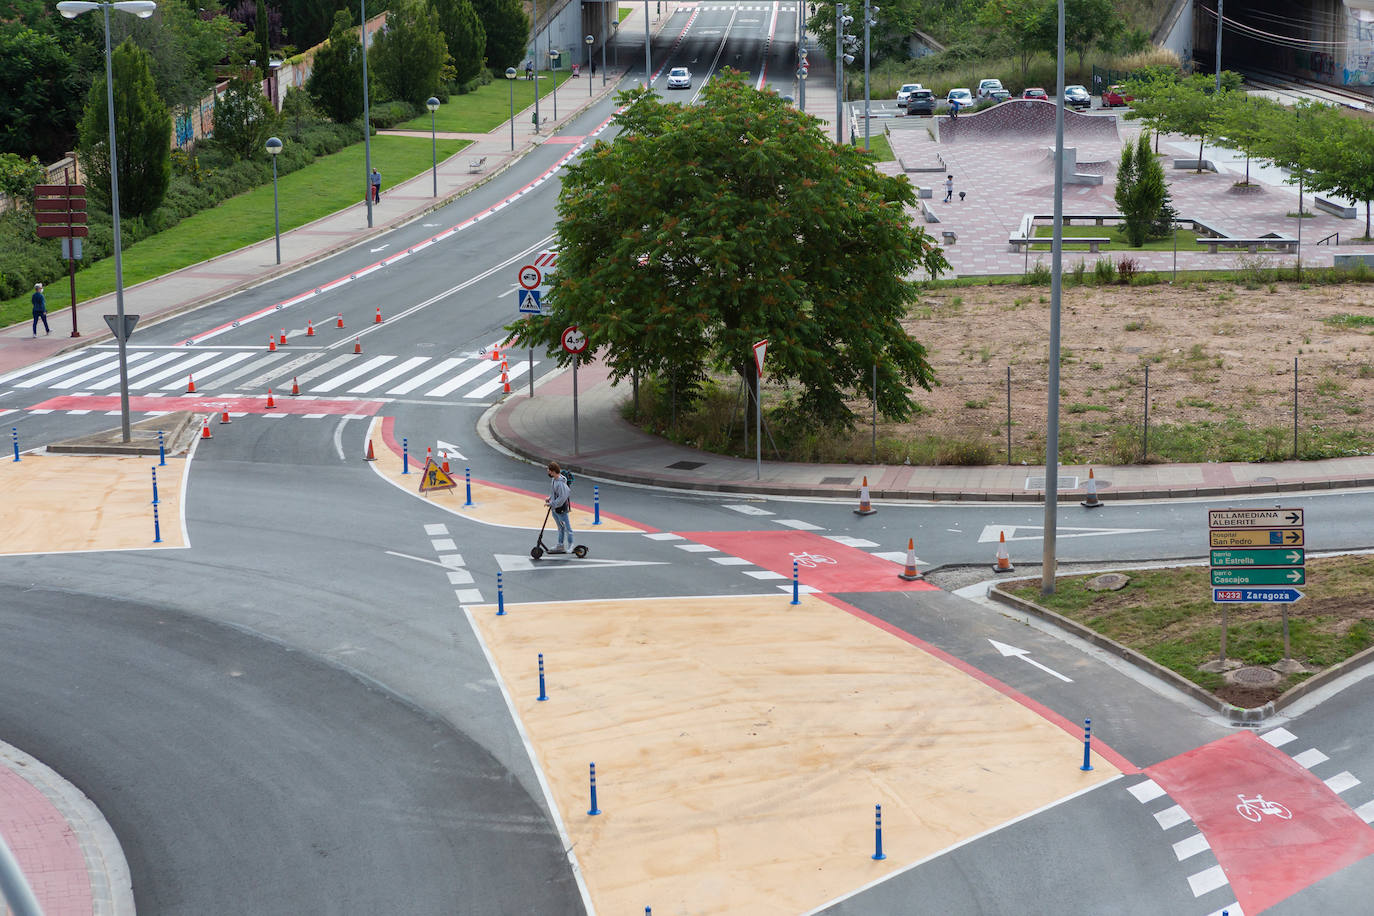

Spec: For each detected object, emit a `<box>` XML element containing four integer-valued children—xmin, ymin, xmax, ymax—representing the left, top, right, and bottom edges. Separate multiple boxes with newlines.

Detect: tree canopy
<box><xmin>77</xmin><ymin>38</ymin><xmax>171</xmax><ymax>218</ymax></box>
<box><xmin>306</xmin><ymin>11</ymin><xmax>365</xmax><ymax>124</ymax></box>
<box><xmin>435</xmin><ymin>0</ymin><xmax>486</xmax><ymax>86</ymax></box>
<box><xmin>472</xmin><ymin>0</ymin><xmax>529</xmax><ymax>75</ymax></box>
<box><xmin>211</xmin><ymin>74</ymin><xmax>280</xmax><ymax>159</ymax></box>
<box><xmin>506</xmin><ymin>72</ymin><xmax>949</xmax><ymax>427</ymax></box>
<box><xmin>370</xmin><ymin>0</ymin><xmax>449</xmax><ymax>108</ymax></box>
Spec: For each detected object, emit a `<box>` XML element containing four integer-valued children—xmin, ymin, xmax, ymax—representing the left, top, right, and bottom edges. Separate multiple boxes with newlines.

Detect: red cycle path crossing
<box><xmin>678</xmin><ymin>529</ymin><xmax>939</xmax><ymax>593</ymax></box>
<box><xmin>1147</xmin><ymin>730</ymin><xmax>1374</xmax><ymax>913</ymax></box>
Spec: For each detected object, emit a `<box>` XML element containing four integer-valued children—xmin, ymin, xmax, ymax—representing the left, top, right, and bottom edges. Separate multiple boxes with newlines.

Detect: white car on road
<box><xmin>667</xmin><ymin>67</ymin><xmax>691</xmax><ymax>89</ymax></box>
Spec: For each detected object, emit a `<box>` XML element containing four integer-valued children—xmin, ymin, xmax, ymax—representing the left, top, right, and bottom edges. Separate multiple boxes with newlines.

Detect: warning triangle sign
<box><xmin>417</xmin><ymin>457</ymin><xmax>457</xmax><ymax>493</ymax></box>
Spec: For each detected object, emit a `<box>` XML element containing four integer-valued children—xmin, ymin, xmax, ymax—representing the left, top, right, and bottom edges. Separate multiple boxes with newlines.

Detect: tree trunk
<box><xmin>1197</xmin><ymin>135</ymin><xmax>1205</xmax><ymax>174</ymax></box>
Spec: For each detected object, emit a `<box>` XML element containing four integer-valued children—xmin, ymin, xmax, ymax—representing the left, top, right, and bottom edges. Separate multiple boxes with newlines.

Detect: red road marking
<box><xmin>29</xmin><ymin>395</ymin><xmax>383</xmax><ymax>416</ymax></box>
<box><xmin>679</xmin><ymin>530</ymin><xmax>938</xmax><ymax>593</ymax></box>
<box><xmin>1147</xmin><ymin>731</ymin><xmax>1374</xmax><ymax>913</ymax></box>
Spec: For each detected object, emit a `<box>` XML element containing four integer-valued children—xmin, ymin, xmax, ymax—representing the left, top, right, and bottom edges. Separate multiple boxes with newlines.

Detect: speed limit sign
<box><xmin>560</xmin><ymin>325</ymin><xmax>587</xmax><ymax>354</ymax></box>
<box><xmin>518</xmin><ymin>264</ymin><xmax>542</xmax><ymax>290</ymax></box>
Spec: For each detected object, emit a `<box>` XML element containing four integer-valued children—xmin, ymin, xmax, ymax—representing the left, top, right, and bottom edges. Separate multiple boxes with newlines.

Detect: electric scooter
<box><xmin>530</xmin><ymin>505</ymin><xmax>589</xmax><ymax>560</ymax></box>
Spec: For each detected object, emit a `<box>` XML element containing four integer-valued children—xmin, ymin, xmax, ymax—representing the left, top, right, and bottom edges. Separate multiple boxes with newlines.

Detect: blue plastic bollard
<box><xmin>158</xmin><ymin>430</ymin><xmax>166</xmax><ymax>466</ymax></box>
<box><xmin>151</xmin><ymin>467</ymin><xmax>159</xmax><ymax>505</ymax></box>
<box><xmin>497</xmin><ymin>571</ymin><xmax>505</xmax><ymax>616</ymax></box>
<box><xmin>538</xmin><ymin>652</ymin><xmax>548</xmax><ymax>701</ymax></box>
<box><xmin>11</xmin><ymin>427</ymin><xmax>18</xmax><ymax>462</ymax></box>
<box><xmin>464</xmin><ymin>467</ymin><xmax>473</xmax><ymax>506</ymax></box>
<box><xmin>153</xmin><ymin>503</ymin><xmax>162</xmax><ymax>544</ymax></box>
<box><xmin>791</xmin><ymin>559</ymin><xmax>801</xmax><ymax>605</ymax></box>
<box><xmin>873</xmin><ymin>804</ymin><xmax>887</xmax><ymax>860</ymax></box>
<box><xmin>593</xmin><ymin>485</ymin><xmax>601</xmax><ymax>525</ymax></box>
<box><xmin>1081</xmin><ymin>718</ymin><xmax>1094</xmax><ymax>771</ymax></box>
<box><xmin>588</xmin><ymin>762</ymin><xmax>601</xmax><ymax>815</ymax></box>
<box><xmin>402</xmin><ymin>437</ymin><xmax>409</xmax><ymax>474</ymax></box>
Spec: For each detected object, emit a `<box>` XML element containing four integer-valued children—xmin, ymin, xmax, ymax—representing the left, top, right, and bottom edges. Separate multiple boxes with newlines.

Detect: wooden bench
<box><xmin>468</xmin><ymin>155</ymin><xmax>488</xmax><ymax>173</ymax></box>
<box><xmin>1009</xmin><ymin>236</ymin><xmax>1112</xmax><ymax>253</ymax></box>
<box><xmin>1204</xmin><ymin>237</ymin><xmax>1299</xmax><ymax>254</ymax></box>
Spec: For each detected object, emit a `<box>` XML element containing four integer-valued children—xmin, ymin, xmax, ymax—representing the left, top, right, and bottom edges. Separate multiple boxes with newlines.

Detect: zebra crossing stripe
<box><xmin>157</xmin><ymin>351</ymin><xmax>254</xmax><ymax>389</ymax></box>
<box><xmin>347</xmin><ymin>356</ymin><xmax>431</xmax><ymax>393</ymax></box>
<box><xmin>385</xmin><ymin>357</ymin><xmax>466</xmax><ymax>395</ymax></box>
<box><xmin>52</xmin><ymin>352</ymin><xmax>153</xmax><ymax>389</ymax></box>
<box><xmin>426</xmin><ymin>359</ymin><xmax>501</xmax><ymax>397</ymax></box>
<box><xmin>16</xmin><ymin>353</ymin><xmax>111</xmax><ymax>388</ymax></box>
<box><xmin>98</xmin><ymin>352</ymin><xmax>181</xmax><ymax>388</ymax></box>
<box><xmin>128</xmin><ymin>351</ymin><xmax>222</xmax><ymax>389</ymax></box>
<box><xmin>466</xmin><ymin>360</ymin><xmax>529</xmax><ymax>398</ymax></box>
<box><xmin>310</xmin><ymin>355</ymin><xmax>395</xmax><ymax>392</ymax></box>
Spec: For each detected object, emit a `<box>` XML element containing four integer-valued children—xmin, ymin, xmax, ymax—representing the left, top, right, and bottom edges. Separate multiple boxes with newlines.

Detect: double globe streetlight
<box><xmin>585</xmin><ymin>34</ymin><xmax>594</xmax><ymax>98</ymax></box>
<box><xmin>426</xmin><ymin>96</ymin><xmax>440</xmax><ymax>198</ymax></box>
<box><xmin>505</xmin><ymin>67</ymin><xmax>517</xmax><ymax>151</ymax></box>
<box><xmin>265</xmin><ymin>136</ymin><xmax>282</xmax><ymax>264</ymax></box>
<box><xmin>56</xmin><ymin>0</ymin><xmax>157</xmax><ymax>444</ymax></box>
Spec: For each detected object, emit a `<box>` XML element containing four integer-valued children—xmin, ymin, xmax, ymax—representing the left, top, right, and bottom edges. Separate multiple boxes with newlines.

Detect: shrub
<box><xmin>368</xmin><ymin>100</ymin><xmax>420</xmax><ymax>129</ymax></box>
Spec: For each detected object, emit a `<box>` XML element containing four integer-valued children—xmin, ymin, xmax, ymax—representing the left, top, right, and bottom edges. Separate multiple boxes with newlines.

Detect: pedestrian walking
<box><xmin>545</xmin><ymin>460</ymin><xmax>575</xmax><ymax>554</ymax></box>
<box><xmin>31</xmin><ymin>283</ymin><xmax>49</xmax><ymax>337</ymax></box>
<box><xmin>943</xmin><ymin>175</ymin><xmax>954</xmax><ymax>203</ymax></box>
<box><xmin>526</xmin><ymin>60</ymin><xmax>534</xmax><ymax>80</ymax></box>
<box><xmin>369</xmin><ymin>168</ymin><xmax>382</xmax><ymax>203</ymax></box>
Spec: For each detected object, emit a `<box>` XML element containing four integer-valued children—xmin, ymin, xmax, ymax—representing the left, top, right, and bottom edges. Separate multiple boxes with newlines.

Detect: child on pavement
<box><xmin>545</xmin><ymin>460</ymin><xmax>575</xmax><ymax>553</ymax></box>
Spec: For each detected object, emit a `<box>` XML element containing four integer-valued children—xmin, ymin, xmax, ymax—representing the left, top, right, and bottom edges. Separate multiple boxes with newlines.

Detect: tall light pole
<box><xmin>505</xmin><ymin>67</ymin><xmax>517</xmax><ymax>150</ymax></box>
<box><xmin>362</xmin><ymin>0</ymin><xmax>373</xmax><ymax>227</ymax></box>
<box><xmin>426</xmin><ymin>96</ymin><xmax>439</xmax><ymax>197</ymax></box>
<box><xmin>549</xmin><ymin>48</ymin><xmax>559</xmax><ymax>121</ymax></box>
<box><xmin>863</xmin><ymin>1</ymin><xmax>877</xmax><ymax>150</ymax></box>
<box><xmin>1041</xmin><ymin>0</ymin><xmax>1067</xmax><ymax>596</ymax></box>
<box><xmin>265</xmin><ymin>135</ymin><xmax>282</xmax><ymax>264</ymax></box>
<box><xmin>56</xmin><ymin>0</ymin><xmax>157</xmax><ymax>445</ymax></box>
<box><xmin>586</xmin><ymin>34</ymin><xmax>594</xmax><ymax>97</ymax></box>
<box><xmin>601</xmin><ymin>18</ymin><xmax>607</xmax><ymax>85</ymax></box>
<box><xmin>532</xmin><ymin>0</ymin><xmax>540</xmax><ymax>132</ymax></box>
<box><xmin>644</xmin><ymin>0</ymin><xmax>651</xmax><ymax>87</ymax></box>
<box><xmin>1214</xmin><ymin>0</ymin><xmax>1224</xmax><ymax>93</ymax></box>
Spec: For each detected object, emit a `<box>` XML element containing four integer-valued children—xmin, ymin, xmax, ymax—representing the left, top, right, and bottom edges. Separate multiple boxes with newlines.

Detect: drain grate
<box><xmin>1024</xmin><ymin>475</ymin><xmax>1080</xmax><ymax>490</ymax></box>
<box><xmin>667</xmin><ymin>460</ymin><xmax>705</xmax><ymax>470</ymax></box>
<box><xmin>1230</xmin><ymin>666</ymin><xmax>1283</xmax><ymax>687</ymax></box>
<box><xmin>821</xmin><ymin>476</ymin><xmax>855</xmax><ymax>485</ymax></box>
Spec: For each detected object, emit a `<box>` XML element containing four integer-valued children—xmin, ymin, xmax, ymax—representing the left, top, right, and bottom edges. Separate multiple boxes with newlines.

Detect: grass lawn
<box><xmin>1033</xmin><ymin>223</ymin><xmax>1206</xmax><ymax>251</ymax></box>
<box><xmin>619</xmin><ymin>5</ymin><xmax>632</xmax><ymax>22</ymax></box>
<box><xmin>396</xmin><ymin>71</ymin><xmax>575</xmax><ymax>134</ymax></box>
<box><xmin>1003</xmin><ymin>555</ymin><xmax>1374</xmax><ymax>707</ymax></box>
<box><xmin>859</xmin><ymin>131</ymin><xmax>894</xmax><ymax>162</ymax></box>
<box><xmin>1</xmin><ymin>134</ymin><xmax>467</xmax><ymax>327</ymax></box>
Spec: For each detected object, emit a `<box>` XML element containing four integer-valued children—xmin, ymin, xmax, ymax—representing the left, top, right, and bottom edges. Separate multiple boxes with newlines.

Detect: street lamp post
<box><xmin>586</xmin><ymin>34</ymin><xmax>594</xmax><ymax>97</ymax></box>
<box><xmin>644</xmin><ymin>0</ymin><xmax>651</xmax><ymax>87</ymax></box>
<box><xmin>56</xmin><ymin>0</ymin><xmax>157</xmax><ymax>445</ymax></box>
<box><xmin>265</xmin><ymin>136</ymin><xmax>282</xmax><ymax>264</ymax></box>
<box><xmin>549</xmin><ymin>48</ymin><xmax>559</xmax><ymax>121</ymax></box>
<box><xmin>601</xmin><ymin>20</ymin><xmax>607</xmax><ymax>85</ymax></box>
<box><xmin>362</xmin><ymin>0</ymin><xmax>373</xmax><ymax>227</ymax></box>
<box><xmin>505</xmin><ymin>67</ymin><xmax>517</xmax><ymax>150</ymax></box>
<box><xmin>426</xmin><ymin>96</ymin><xmax>440</xmax><ymax>197</ymax></box>
<box><xmin>863</xmin><ymin>0</ymin><xmax>878</xmax><ymax>151</ymax></box>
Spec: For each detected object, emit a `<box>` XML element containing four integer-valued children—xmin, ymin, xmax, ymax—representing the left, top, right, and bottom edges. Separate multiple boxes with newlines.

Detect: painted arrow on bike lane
<box><xmin>1146</xmin><ymin>730</ymin><xmax>1374</xmax><ymax>913</ymax></box>
<box><xmin>678</xmin><ymin>530</ymin><xmax>939</xmax><ymax>593</ymax></box>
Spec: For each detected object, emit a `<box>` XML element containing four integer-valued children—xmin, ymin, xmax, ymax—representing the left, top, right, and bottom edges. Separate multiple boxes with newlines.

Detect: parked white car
<box><xmin>896</xmin><ymin>83</ymin><xmax>923</xmax><ymax>108</ymax></box>
<box><xmin>667</xmin><ymin>67</ymin><xmax>691</xmax><ymax>89</ymax></box>
<box><xmin>977</xmin><ymin>78</ymin><xmax>1008</xmax><ymax>101</ymax></box>
<box><xmin>946</xmin><ymin>88</ymin><xmax>974</xmax><ymax>112</ymax></box>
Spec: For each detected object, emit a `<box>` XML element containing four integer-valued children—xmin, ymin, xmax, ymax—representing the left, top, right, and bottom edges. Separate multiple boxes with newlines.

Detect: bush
<box><xmin>368</xmin><ymin>100</ymin><xmax>420</xmax><ymax>129</ymax></box>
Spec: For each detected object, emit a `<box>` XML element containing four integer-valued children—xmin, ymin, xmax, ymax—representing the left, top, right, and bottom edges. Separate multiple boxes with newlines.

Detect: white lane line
<box><xmin>1325</xmin><ymin>771</ymin><xmax>1360</xmax><ymax>794</ymax></box>
<box><xmin>774</xmin><ymin>518</ymin><xmax>823</xmax><ymax>530</ymax></box>
<box><xmin>431</xmin><ymin>538</ymin><xmax>458</xmax><ymax>552</ymax></box>
<box><xmin>52</xmin><ymin>352</ymin><xmax>151</xmax><ymax>389</ymax></box>
<box><xmin>310</xmin><ymin>355</ymin><xmax>395</xmax><ymax>392</ymax></box>
<box><xmin>1293</xmin><ymin>748</ymin><xmax>1329</xmax><ymax>769</ymax></box>
<box><xmin>871</xmin><ymin>551</ymin><xmax>910</xmax><ymax>564</ymax></box>
<box><xmin>744</xmin><ymin>570</ymin><xmax>787</xmax><ymax>580</ymax></box>
<box><xmin>1154</xmin><ymin>804</ymin><xmax>1190</xmax><ymax>830</ymax></box>
<box><xmin>426</xmin><ymin>358</ymin><xmax>501</xmax><ymax>398</ymax></box>
<box><xmin>289</xmin><ymin>353</ymin><xmax>362</xmax><ymax>388</ymax></box>
<box><xmin>675</xmin><ymin>543</ymin><xmax>718</xmax><ymax>552</ymax></box>
<box><xmin>455</xmin><ymin>588</ymin><xmax>484</xmax><ymax>603</ymax></box>
<box><xmin>1173</xmin><ymin>832</ymin><xmax>1210</xmax><ymax>861</ymax></box>
<box><xmin>1187</xmin><ymin>864</ymin><xmax>1229</xmax><ymax>897</ymax></box>
<box><xmin>438</xmin><ymin>554</ymin><xmax>466</xmax><ymax>568</ymax></box>
<box><xmin>386</xmin><ymin>357</ymin><xmax>467</xmax><ymax>395</ymax></box>
<box><xmin>644</xmin><ymin>532</ymin><xmax>684</xmax><ymax>541</ymax></box>
<box><xmin>219</xmin><ymin>353</ymin><xmax>293</xmax><ymax>390</ymax></box>
<box><xmin>348</xmin><ymin>356</ymin><xmax>431</xmax><ymax>393</ymax></box>
<box><xmin>778</xmin><ymin>584</ymin><xmax>820</xmax><ymax>594</ymax></box>
<box><xmin>1127</xmin><ymin>778</ymin><xmax>1166</xmax><ymax>803</ymax></box>
<box><xmin>1206</xmin><ymin>903</ymin><xmax>1243</xmax><ymax>916</ymax></box>
<box><xmin>127</xmin><ymin>352</ymin><xmax>220</xmax><ymax>390</ymax></box>
<box><xmin>165</xmin><ymin>351</ymin><xmax>254</xmax><ymax>388</ymax></box>
<box><xmin>723</xmin><ymin>504</ymin><xmax>774</xmax><ymax>516</ymax></box>
<box><xmin>424</xmin><ymin>524</ymin><xmax>449</xmax><ymax>535</ymax></box>
<box><xmin>0</xmin><ymin>350</ymin><xmax>88</xmax><ymax>386</ymax></box>
<box><xmin>466</xmin><ymin>359</ymin><xmax>530</xmax><ymax>398</ymax></box>
<box><xmin>14</xmin><ymin>353</ymin><xmax>109</xmax><ymax>388</ymax></box>
<box><xmin>826</xmin><ymin>535</ymin><xmax>878</xmax><ymax>547</ymax></box>
<box><xmin>710</xmin><ymin>556</ymin><xmax>753</xmax><ymax>566</ymax></box>
<box><xmin>1356</xmin><ymin>799</ymin><xmax>1374</xmax><ymax>823</ymax></box>
<box><xmin>447</xmin><ymin>569</ymin><xmax>475</xmax><ymax>585</ymax></box>
<box><xmin>1261</xmin><ymin>727</ymin><xmax>1297</xmax><ymax>747</ymax></box>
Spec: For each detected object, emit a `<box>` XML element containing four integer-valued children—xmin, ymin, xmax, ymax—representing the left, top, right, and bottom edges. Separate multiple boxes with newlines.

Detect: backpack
<box><xmin>562</xmin><ymin>470</ymin><xmax>575</xmax><ymax>488</ymax></box>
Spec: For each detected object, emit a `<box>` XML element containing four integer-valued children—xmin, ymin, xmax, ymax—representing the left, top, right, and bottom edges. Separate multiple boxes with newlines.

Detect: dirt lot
<box><xmin>888</xmin><ymin>279</ymin><xmax>1374</xmax><ymax>464</ymax></box>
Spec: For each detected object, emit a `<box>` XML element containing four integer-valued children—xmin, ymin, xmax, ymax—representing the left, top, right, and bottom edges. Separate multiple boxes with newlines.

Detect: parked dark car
<box><xmin>905</xmin><ymin>88</ymin><xmax>936</xmax><ymax>115</ymax></box>
<box><xmin>1064</xmin><ymin>84</ymin><xmax>1092</xmax><ymax>109</ymax></box>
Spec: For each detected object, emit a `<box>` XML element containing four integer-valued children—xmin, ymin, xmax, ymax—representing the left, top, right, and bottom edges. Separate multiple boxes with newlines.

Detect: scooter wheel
<box><xmin>531</xmin><ymin>546</ymin><xmax>544</xmax><ymax>560</ymax></box>
<box><xmin>573</xmin><ymin>545</ymin><xmax>588</xmax><ymax>559</ymax></box>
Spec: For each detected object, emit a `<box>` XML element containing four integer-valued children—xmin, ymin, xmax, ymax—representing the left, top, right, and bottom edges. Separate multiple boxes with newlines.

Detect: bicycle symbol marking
<box><xmin>1235</xmin><ymin>793</ymin><xmax>1292</xmax><ymax>822</ymax></box>
<box><xmin>789</xmin><ymin>552</ymin><xmax>837</xmax><ymax>568</ymax></box>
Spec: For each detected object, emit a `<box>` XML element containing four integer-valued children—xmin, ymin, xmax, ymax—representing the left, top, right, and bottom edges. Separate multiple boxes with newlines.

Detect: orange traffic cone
<box><xmin>265</xmin><ymin>388</ymin><xmax>276</xmax><ymax>409</ymax></box>
<box><xmin>219</xmin><ymin>410</ymin><xmax>232</xmax><ymax>424</ymax></box>
<box><xmin>501</xmin><ymin>361</ymin><xmax>510</xmax><ymax>393</ymax></box>
<box><xmin>854</xmin><ymin>476</ymin><xmax>877</xmax><ymax>516</ymax></box>
<box><xmin>490</xmin><ymin>345</ymin><xmax>502</xmax><ymax>362</ymax></box>
<box><xmin>336</xmin><ymin>313</ymin><xmax>345</xmax><ymax>329</ymax></box>
<box><xmin>441</xmin><ymin>451</ymin><xmax>450</xmax><ymax>474</ymax></box>
<box><xmin>364</xmin><ymin>439</ymin><xmax>377</xmax><ymax>461</ymax></box>
<box><xmin>268</xmin><ymin>335</ymin><xmax>277</xmax><ymax>352</ymax></box>
<box><xmin>1081</xmin><ymin>467</ymin><xmax>1103</xmax><ymax>509</ymax></box>
<box><xmin>898</xmin><ymin>538</ymin><xmax>922</xmax><ymax>581</ymax></box>
<box><xmin>306</xmin><ymin>320</ymin><xmax>315</xmax><ymax>337</ymax></box>
<box><xmin>187</xmin><ymin>374</ymin><xmax>196</xmax><ymax>394</ymax></box>
<box><xmin>290</xmin><ymin>376</ymin><xmax>300</xmax><ymax>396</ymax></box>
<box><xmin>279</xmin><ymin>328</ymin><xmax>287</xmax><ymax>345</ymax></box>
<box><xmin>353</xmin><ymin>337</ymin><xmax>362</xmax><ymax>354</ymax></box>
<box><xmin>994</xmin><ymin>531</ymin><xmax>1015</xmax><ymax>572</ymax></box>
<box><xmin>201</xmin><ymin>417</ymin><xmax>212</xmax><ymax>439</ymax></box>
<box><xmin>374</xmin><ymin>307</ymin><xmax>383</xmax><ymax>324</ymax></box>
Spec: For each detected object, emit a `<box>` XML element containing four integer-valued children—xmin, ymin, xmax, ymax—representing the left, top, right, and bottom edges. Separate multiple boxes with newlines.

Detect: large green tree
<box><xmin>1124</xmin><ymin>71</ymin><xmax>1239</xmax><ymax>173</ymax></box>
<box><xmin>976</xmin><ymin>0</ymin><xmax>1053</xmax><ymax>82</ymax></box>
<box><xmin>1113</xmin><ymin>131</ymin><xmax>1172</xmax><ymax>246</ymax></box>
<box><xmin>506</xmin><ymin>72</ymin><xmax>949</xmax><ymax>426</ymax></box>
<box><xmin>472</xmin><ymin>0</ymin><xmax>528</xmax><ymax>75</ymax></box>
<box><xmin>0</xmin><ymin>26</ymin><xmax>86</xmax><ymax>161</ymax></box>
<box><xmin>306</xmin><ymin>11</ymin><xmax>365</xmax><ymax>124</ymax></box>
<box><xmin>77</xmin><ymin>38</ymin><xmax>171</xmax><ymax>218</ymax></box>
<box><xmin>211</xmin><ymin>74</ymin><xmax>279</xmax><ymax>159</ymax></box>
<box><xmin>1062</xmin><ymin>0</ymin><xmax>1120</xmax><ymax>76</ymax></box>
<box><xmin>435</xmin><ymin>0</ymin><xmax>486</xmax><ymax>85</ymax></box>
<box><xmin>109</xmin><ymin>4</ymin><xmax>248</xmax><ymax>113</ymax></box>
<box><xmin>278</xmin><ymin>0</ymin><xmax>349</xmax><ymax>52</ymax></box>
<box><xmin>370</xmin><ymin>0</ymin><xmax>449</xmax><ymax>107</ymax></box>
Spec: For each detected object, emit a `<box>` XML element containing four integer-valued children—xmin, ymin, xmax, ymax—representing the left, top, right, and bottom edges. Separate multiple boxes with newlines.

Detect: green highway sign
<box><xmin>1211</xmin><ymin>567</ymin><xmax>1306</xmax><ymax>587</ymax></box>
<box><xmin>1210</xmin><ymin>548</ymin><xmax>1305</xmax><ymax>567</ymax></box>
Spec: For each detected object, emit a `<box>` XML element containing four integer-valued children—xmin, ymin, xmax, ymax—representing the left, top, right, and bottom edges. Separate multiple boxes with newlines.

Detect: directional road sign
<box><xmin>1213</xmin><ymin>588</ymin><xmax>1304</xmax><ymax>604</ymax></box>
<box><xmin>1210</xmin><ymin>548</ymin><xmax>1304</xmax><ymax>567</ymax></box>
<box><xmin>1209</xmin><ymin>527</ymin><xmax>1303</xmax><ymax>548</ymax></box>
<box><xmin>1208</xmin><ymin>508</ymin><xmax>1303</xmax><ymax>528</ymax></box>
<box><xmin>1211</xmin><ymin>567</ymin><xmax>1306</xmax><ymax>587</ymax></box>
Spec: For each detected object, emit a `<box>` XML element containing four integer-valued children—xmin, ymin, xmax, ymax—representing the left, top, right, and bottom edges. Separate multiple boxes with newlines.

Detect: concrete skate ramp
<box><xmin>936</xmin><ymin>99</ymin><xmax>1120</xmax><ymax>144</ymax></box>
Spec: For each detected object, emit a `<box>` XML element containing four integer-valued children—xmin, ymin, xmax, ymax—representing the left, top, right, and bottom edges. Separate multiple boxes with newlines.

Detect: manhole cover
<box><xmin>1085</xmin><ymin>573</ymin><xmax>1129</xmax><ymax>591</ymax></box>
<box><xmin>1228</xmin><ymin>666</ymin><xmax>1283</xmax><ymax>687</ymax></box>
<box><xmin>1253</xmin><ymin>476</ymin><xmax>1276</xmax><ymax>483</ymax></box>
<box><xmin>821</xmin><ymin>476</ymin><xmax>855</xmax><ymax>485</ymax></box>
<box><xmin>666</xmin><ymin>460</ymin><xmax>705</xmax><ymax>470</ymax></box>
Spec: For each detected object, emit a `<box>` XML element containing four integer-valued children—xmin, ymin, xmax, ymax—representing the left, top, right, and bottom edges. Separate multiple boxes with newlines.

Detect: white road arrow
<box><xmin>978</xmin><ymin>524</ymin><xmax>1160</xmax><ymax>543</ymax></box>
<box><xmin>370</xmin><ymin>244</ymin><xmax>391</xmax><ymax>252</ymax></box>
<box><xmin>435</xmin><ymin>439</ymin><xmax>466</xmax><ymax>461</ymax></box>
<box><xmin>495</xmin><ymin>554</ymin><xmax>670</xmax><ymax>572</ymax></box>
<box><xmin>987</xmin><ymin>639</ymin><xmax>1074</xmax><ymax>682</ymax></box>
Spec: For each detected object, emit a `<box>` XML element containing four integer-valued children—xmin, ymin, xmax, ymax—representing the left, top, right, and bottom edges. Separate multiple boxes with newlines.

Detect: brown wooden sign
<box><xmin>36</xmin><ymin>211</ymin><xmax>88</xmax><ymax>225</ymax></box>
<box><xmin>37</xmin><ymin>225</ymin><xmax>89</xmax><ymax>238</ymax></box>
<box><xmin>33</xmin><ymin>184</ymin><xmax>86</xmax><ymax>196</ymax></box>
<box><xmin>35</xmin><ymin>197</ymin><xmax>87</xmax><ymax>211</ymax></box>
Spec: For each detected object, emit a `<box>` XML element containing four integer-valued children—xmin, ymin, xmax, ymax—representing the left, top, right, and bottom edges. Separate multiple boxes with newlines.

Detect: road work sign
<box><xmin>418</xmin><ymin>458</ymin><xmax>456</xmax><ymax>493</ymax></box>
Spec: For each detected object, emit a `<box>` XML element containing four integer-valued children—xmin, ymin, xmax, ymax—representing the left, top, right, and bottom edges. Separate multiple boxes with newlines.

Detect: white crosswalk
<box><xmin>0</xmin><ymin>348</ymin><xmax>538</xmax><ymax>403</ymax></box>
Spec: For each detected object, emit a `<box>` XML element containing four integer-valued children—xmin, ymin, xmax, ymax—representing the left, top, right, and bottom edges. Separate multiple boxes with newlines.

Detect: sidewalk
<box><xmin>487</xmin><ymin>360</ymin><xmax>1374</xmax><ymax>500</ymax></box>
